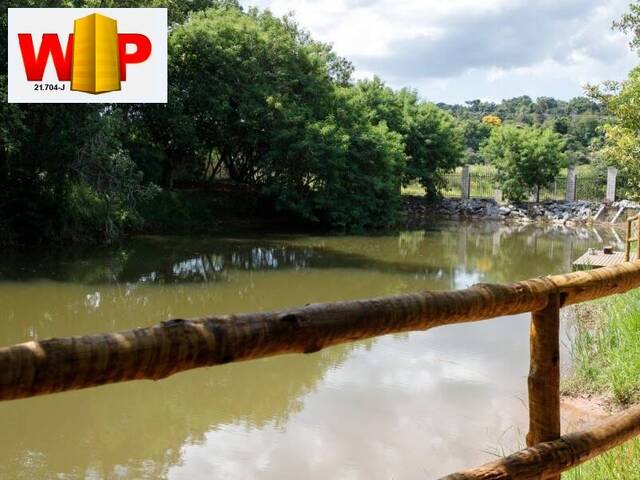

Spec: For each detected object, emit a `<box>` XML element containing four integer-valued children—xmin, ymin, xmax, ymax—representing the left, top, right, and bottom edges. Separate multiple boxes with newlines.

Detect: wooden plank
<box><xmin>573</xmin><ymin>250</ymin><xmax>632</xmax><ymax>268</ymax></box>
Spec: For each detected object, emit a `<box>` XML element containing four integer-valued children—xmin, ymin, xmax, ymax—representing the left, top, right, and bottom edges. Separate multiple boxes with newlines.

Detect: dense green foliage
<box><xmin>2</xmin><ymin>1</ymin><xmax>636</xmax><ymax>247</ymax></box>
<box><xmin>439</xmin><ymin>96</ymin><xmax>606</xmax><ymax>166</ymax></box>
<box><xmin>580</xmin><ymin>2</ymin><xmax>640</xmax><ymax>202</ymax></box>
<box><xmin>1</xmin><ymin>1</ymin><xmax>465</xmax><ymax>245</ymax></box>
<box><xmin>595</xmin><ymin>67</ymin><xmax>640</xmax><ymax>201</ymax></box>
<box><xmin>354</xmin><ymin>78</ymin><xmax>464</xmax><ymax>199</ymax></box>
<box><xmin>481</xmin><ymin>125</ymin><xmax>566</xmax><ymax>202</ymax></box>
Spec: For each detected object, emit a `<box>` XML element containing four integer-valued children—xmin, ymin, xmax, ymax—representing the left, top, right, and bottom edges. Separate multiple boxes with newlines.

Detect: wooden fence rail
<box><xmin>443</xmin><ymin>404</ymin><xmax>640</xmax><ymax>480</ymax></box>
<box><xmin>2</xmin><ymin>261</ymin><xmax>640</xmax><ymax>478</ymax></box>
<box><xmin>624</xmin><ymin>214</ymin><xmax>640</xmax><ymax>262</ymax></box>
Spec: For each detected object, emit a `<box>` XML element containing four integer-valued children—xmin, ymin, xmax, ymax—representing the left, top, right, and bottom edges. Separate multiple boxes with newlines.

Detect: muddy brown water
<box><xmin>0</xmin><ymin>222</ymin><xmax>622</xmax><ymax>479</ymax></box>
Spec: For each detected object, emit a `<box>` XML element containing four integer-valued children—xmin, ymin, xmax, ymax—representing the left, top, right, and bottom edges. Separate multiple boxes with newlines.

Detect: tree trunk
<box><xmin>161</xmin><ymin>157</ymin><xmax>176</xmax><ymax>190</ymax></box>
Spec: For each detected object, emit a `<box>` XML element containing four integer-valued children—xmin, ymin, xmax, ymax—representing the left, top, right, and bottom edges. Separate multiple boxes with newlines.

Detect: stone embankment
<box><xmin>403</xmin><ymin>196</ymin><xmax>640</xmax><ymax>226</ymax></box>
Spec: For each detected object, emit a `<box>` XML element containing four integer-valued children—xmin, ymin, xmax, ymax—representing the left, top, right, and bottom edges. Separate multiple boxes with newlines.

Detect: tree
<box><xmin>353</xmin><ymin>78</ymin><xmax>464</xmax><ymax>200</ymax></box>
<box><xmin>303</xmin><ymin>86</ymin><xmax>407</xmax><ymax>229</ymax></box>
<box><xmin>585</xmin><ymin>4</ymin><xmax>640</xmax><ymax>201</ymax></box>
<box><xmin>614</xmin><ymin>1</ymin><xmax>640</xmax><ymax>53</ymax></box>
<box><xmin>594</xmin><ymin>67</ymin><xmax>640</xmax><ymax>200</ymax></box>
<box><xmin>482</xmin><ymin>115</ymin><xmax>502</xmax><ymax>127</ymax></box>
<box><xmin>438</xmin><ymin>95</ymin><xmax>606</xmax><ymax>172</ymax></box>
<box><xmin>0</xmin><ymin>0</ymin><xmax>217</xmax><ymax>244</ymax></box>
<box><xmin>403</xmin><ymin>103</ymin><xmax>464</xmax><ymax>199</ymax></box>
<box><xmin>166</xmin><ymin>7</ymin><xmax>341</xmax><ymax>186</ymax></box>
<box><xmin>166</xmin><ymin>9</ymin><xmax>405</xmax><ymax>229</ymax></box>
<box><xmin>481</xmin><ymin>126</ymin><xmax>566</xmax><ymax>202</ymax></box>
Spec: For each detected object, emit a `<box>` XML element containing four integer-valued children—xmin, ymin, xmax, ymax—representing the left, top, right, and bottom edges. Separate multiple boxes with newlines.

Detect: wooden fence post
<box><xmin>625</xmin><ymin>218</ymin><xmax>632</xmax><ymax>262</ymax></box>
<box><xmin>636</xmin><ymin>218</ymin><xmax>640</xmax><ymax>262</ymax></box>
<box><xmin>527</xmin><ymin>293</ymin><xmax>561</xmax><ymax>478</ymax></box>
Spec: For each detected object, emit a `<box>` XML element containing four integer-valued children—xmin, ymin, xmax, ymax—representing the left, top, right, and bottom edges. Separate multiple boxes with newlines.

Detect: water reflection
<box><xmin>0</xmin><ymin>222</ymin><xmax>621</xmax><ymax>479</ymax></box>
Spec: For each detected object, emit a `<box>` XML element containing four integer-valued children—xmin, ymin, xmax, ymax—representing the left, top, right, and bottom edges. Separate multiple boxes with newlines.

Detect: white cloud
<box><xmin>168</xmin><ymin>316</ymin><xmax>533</xmax><ymax>479</ymax></box>
<box><xmin>242</xmin><ymin>0</ymin><xmax>638</xmax><ymax>103</ymax></box>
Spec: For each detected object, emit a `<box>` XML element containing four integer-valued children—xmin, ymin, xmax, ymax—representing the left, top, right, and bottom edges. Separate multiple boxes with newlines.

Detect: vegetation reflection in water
<box><xmin>0</xmin><ymin>222</ymin><xmax>623</xmax><ymax>479</ymax></box>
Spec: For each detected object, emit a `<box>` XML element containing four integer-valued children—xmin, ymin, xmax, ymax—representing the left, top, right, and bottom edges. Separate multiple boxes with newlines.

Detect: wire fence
<box><xmin>539</xmin><ymin>176</ymin><xmax>567</xmax><ymax>201</ymax></box>
<box><xmin>437</xmin><ymin>168</ymin><xmax>612</xmax><ymax>202</ymax></box>
<box><xmin>575</xmin><ymin>174</ymin><xmax>608</xmax><ymax>202</ymax></box>
<box><xmin>469</xmin><ymin>172</ymin><xmax>497</xmax><ymax>199</ymax></box>
<box><xmin>440</xmin><ymin>172</ymin><xmax>463</xmax><ymax>198</ymax></box>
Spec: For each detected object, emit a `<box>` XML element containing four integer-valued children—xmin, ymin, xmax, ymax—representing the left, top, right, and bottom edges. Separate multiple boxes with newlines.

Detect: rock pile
<box><xmin>403</xmin><ymin>196</ymin><xmax>609</xmax><ymax>226</ymax></box>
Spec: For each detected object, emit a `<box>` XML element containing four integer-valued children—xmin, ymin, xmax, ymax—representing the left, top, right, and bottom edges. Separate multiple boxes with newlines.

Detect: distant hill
<box><xmin>437</xmin><ymin>96</ymin><xmax>609</xmax><ymax>165</ymax></box>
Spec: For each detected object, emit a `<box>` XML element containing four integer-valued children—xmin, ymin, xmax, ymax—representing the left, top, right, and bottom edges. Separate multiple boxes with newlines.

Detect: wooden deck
<box><xmin>573</xmin><ymin>250</ymin><xmax>636</xmax><ymax>269</ymax></box>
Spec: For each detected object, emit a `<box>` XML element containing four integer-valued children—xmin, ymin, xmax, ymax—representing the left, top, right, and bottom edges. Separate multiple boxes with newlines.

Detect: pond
<box><xmin>0</xmin><ymin>221</ymin><xmax>623</xmax><ymax>479</ymax></box>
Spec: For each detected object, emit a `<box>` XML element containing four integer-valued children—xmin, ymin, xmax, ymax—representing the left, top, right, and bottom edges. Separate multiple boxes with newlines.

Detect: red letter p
<box><xmin>118</xmin><ymin>34</ymin><xmax>152</xmax><ymax>81</ymax></box>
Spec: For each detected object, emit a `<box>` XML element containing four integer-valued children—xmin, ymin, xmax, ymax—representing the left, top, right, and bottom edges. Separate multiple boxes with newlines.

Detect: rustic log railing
<box><xmin>2</xmin><ymin>261</ymin><xmax>640</xmax><ymax>478</ymax></box>
<box><xmin>624</xmin><ymin>214</ymin><xmax>640</xmax><ymax>262</ymax></box>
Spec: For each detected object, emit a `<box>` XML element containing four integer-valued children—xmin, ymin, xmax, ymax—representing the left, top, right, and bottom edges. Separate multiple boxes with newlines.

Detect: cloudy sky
<box><xmin>241</xmin><ymin>0</ymin><xmax>639</xmax><ymax>104</ymax></box>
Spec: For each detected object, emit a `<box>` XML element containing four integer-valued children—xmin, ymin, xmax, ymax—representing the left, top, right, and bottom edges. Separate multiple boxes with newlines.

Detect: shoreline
<box><xmin>561</xmin><ymin>393</ymin><xmax>619</xmax><ymax>432</ymax></box>
<box><xmin>560</xmin><ymin>295</ymin><xmax>640</xmax><ymax>437</ymax></box>
<box><xmin>402</xmin><ymin>195</ymin><xmax>639</xmax><ymax>229</ymax></box>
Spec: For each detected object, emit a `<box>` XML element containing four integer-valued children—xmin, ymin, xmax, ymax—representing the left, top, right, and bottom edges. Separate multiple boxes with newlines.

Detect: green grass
<box><xmin>562</xmin><ymin>289</ymin><xmax>640</xmax><ymax>478</ymax></box>
<box><xmin>401</xmin><ymin>165</ymin><xmax>496</xmax><ymax>198</ymax></box>
<box><xmin>401</xmin><ymin>183</ymin><xmax>426</xmax><ymax>196</ymax></box>
<box><xmin>401</xmin><ymin>163</ymin><xmax>606</xmax><ymax>201</ymax></box>
<box><xmin>564</xmin><ymin>290</ymin><xmax>640</xmax><ymax>406</ymax></box>
<box><xmin>566</xmin><ymin>438</ymin><xmax>640</xmax><ymax>479</ymax></box>
<box><xmin>401</xmin><ymin>164</ymin><xmax>564</xmax><ymax>200</ymax></box>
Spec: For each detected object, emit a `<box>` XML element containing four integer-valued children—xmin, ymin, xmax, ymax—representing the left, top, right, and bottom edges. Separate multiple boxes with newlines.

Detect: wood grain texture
<box><xmin>3</xmin><ymin>260</ymin><xmax>640</xmax><ymax>400</ymax></box>
<box><xmin>441</xmin><ymin>404</ymin><xmax>640</xmax><ymax>480</ymax></box>
<box><xmin>625</xmin><ymin>218</ymin><xmax>632</xmax><ymax>262</ymax></box>
<box><xmin>527</xmin><ymin>294</ymin><xmax>561</xmax><ymax>446</ymax></box>
<box><xmin>526</xmin><ymin>294</ymin><xmax>561</xmax><ymax>480</ymax></box>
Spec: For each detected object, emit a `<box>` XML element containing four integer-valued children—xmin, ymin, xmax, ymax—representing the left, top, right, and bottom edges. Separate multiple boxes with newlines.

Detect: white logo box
<box><xmin>8</xmin><ymin>8</ymin><xmax>167</xmax><ymax>103</ymax></box>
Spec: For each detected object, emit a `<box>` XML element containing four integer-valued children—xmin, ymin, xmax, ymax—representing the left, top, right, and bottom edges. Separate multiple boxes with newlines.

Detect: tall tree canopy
<box><xmin>481</xmin><ymin>126</ymin><xmax>566</xmax><ymax>202</ymax></box>
<box><xmin>1</xmin><ymin>0</ymin><xmax>467</xmax><ymax>244</ymax></box>
<box><xmin>585</xmin><ymin>2</ymin><xmax>640</xmax><ymax>200</ymax></box>
<box><xmin>438</xmin><ymin>95</ymin><xmax>607</xmax><ymax>165</ymax></box>
<box><xmin>354</xmin><ymin>78</ymin><xmax>464</xmax><ymax>199</ymax></box>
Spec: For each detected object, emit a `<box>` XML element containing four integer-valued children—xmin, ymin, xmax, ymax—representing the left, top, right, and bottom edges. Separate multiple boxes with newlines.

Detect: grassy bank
<box><xmin>564</xmin><ymin>290</ymin><xmax>640</xmax><ymax>405</ymax></box>
<box><xmin>563</xmin><ymin>289</ymin><xmax>640</xmax><ymax>478</ymax></box>
<box><xmin>567</xmin><ymin>438</ymin><xmax>640</xmax><ymax>479</ymax></box>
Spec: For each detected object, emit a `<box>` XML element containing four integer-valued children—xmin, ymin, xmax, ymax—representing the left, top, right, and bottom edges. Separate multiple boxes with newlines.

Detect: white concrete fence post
<box><xmin>606</xmin><ymin>167</ymin><xmax>618</xmax><ymax>202</ymax></box>
<box><xmin>461</xmin><ymin>165</ymin><xmax>470</xmax><ymax>200</ymax></box>
<box><xmin>565</xmin><ymin>167</ymin><xmax>576</xmax><ymax>202</ymax></box>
